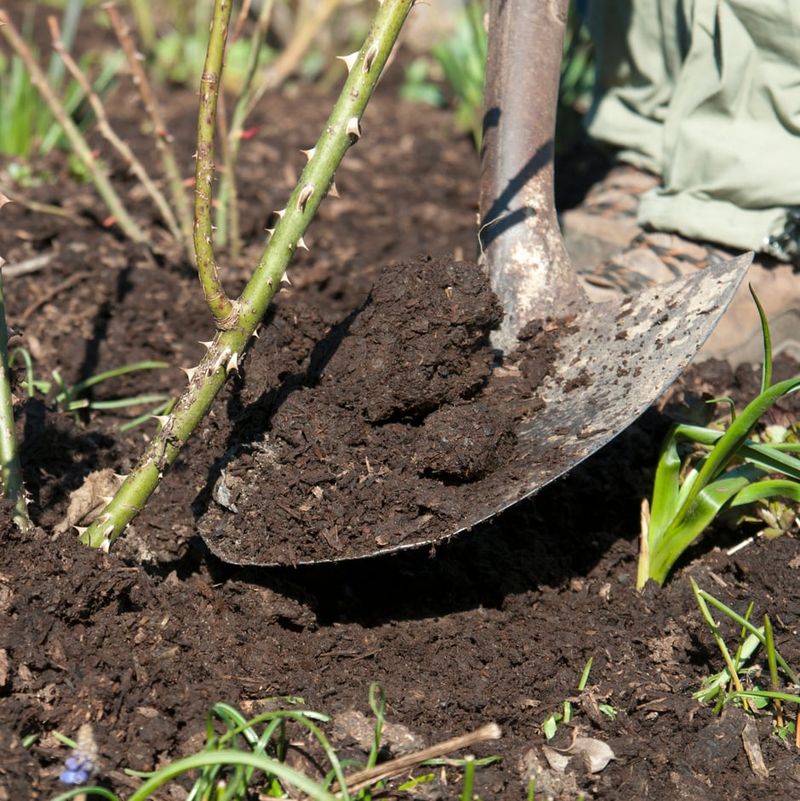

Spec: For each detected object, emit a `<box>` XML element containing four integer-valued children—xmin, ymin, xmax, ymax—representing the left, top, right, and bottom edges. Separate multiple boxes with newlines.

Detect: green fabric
<box><xmin>585</xmin><ymin>0</ymin><xmax>800</xmax><ymax>260</ymax></box>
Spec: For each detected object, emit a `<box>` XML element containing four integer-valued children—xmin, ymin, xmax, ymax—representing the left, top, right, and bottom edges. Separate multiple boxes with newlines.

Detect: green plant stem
<box><xmin>216</xmin><ymin>0</ymin><xmax>275</xmax><ymax>255</ymax></box>
<box><xmin>697</xmin><ymin>586</ymin><xmax>798</xmax><ymax>683</ymax></box>
<box><xmin>691</xmin><ymin>579</ymin><xmax>747</xmax><ymax>699</ymax></box>
<box><xmin>0</xmin><ymin>10</ymin><xmax>146</xmax><ymax>244</ymax></box>
<box><xmin>81</xmin><ymin>0</ymin><xmax>416</xmax><ymax>549</ymax></box>
<box><xmin>194</xmin><ymin>0</ymin><xmax>238</xmax><ymax>328</ymax></box>
<box><xmin>0</xmin><ymin>262</ymin><xmax>30</xmax><ymax>532</ymax></box>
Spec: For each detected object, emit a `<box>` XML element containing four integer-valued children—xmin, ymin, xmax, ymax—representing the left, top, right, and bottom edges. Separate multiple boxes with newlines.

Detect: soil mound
<box><xmin>197</xmin><ymin>256</ymin><xmax>543</xmax><ymax>564</ymax></box>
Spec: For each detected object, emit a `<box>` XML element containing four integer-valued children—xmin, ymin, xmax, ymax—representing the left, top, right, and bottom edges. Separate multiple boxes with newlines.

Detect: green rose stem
<box><xmin>80</xmin><ymin>0</ymin><xmax>415</xmax><ymax>549</ymax></box>
<box><xmin>194</xmin><ymin>0</ymin><xmax>238</xmax><ymax>327</ymax></box>
<box><xmin>0</xmin><ymin>258</ymin><xmax>31</xmax><ymax>532</ymax></box>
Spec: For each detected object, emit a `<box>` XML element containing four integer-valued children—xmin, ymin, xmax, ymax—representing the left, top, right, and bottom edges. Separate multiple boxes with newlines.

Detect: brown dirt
<box><xmin>2</xmin><ymin>5</ymin><xmax>800</xmax><ymax>799</ymax></box>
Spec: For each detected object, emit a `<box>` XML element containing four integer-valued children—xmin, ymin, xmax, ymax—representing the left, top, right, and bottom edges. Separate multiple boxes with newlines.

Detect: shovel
<box><xmin>199</xmin><ymin>0</ymin><xmax>751</xmax><ymax>565</ymax></box>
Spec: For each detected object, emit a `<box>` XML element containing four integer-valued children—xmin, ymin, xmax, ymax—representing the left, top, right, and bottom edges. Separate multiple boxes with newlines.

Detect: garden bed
<box><xmin>2</xmin><ymin>22</ymin><xmax>800</xmax><ymax>800</ymax></box>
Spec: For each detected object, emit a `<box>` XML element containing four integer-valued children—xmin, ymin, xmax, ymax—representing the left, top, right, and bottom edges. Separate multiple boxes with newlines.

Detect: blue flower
<box><xmin>59</xmin><ymin>724</ymin><xmax>98</xmax><ymax>786</ymax></box>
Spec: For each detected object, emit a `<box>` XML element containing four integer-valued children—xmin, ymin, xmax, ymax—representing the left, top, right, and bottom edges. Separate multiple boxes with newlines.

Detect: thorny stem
<box><xmin>103</xmin><ymin>2</ymin><xmax>194</xmax><ymax>253</ymax></box>
<box><xmin>194</xmin><ymin>0</ymin><xmax>238</xmax><ymax>328</ymax></box>
<box><xmin>216</xmin><ymin>0</ymin><xmax>275</xmax><ymax>255</ymax></box>
<box><xmin>0</xmin><ymin>9</ymin><xmax>146</xmax><ymax>244</ymax></box>
<box><xmin>80</xmin><ymin>0</ymin><xmax>416</xmax><ymax>549</ymax></box>
<box><xmin>0</xmin><ymin>258</ymin><xmax>31</xmax><ymax>532</ymax></box>
<box><xmin>47</xmin><ymin>16</ymin><xmax>183</xmax><ymax>244</ymax></box>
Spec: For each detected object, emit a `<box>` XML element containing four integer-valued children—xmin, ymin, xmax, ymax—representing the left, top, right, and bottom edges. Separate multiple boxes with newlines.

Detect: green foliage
<box><xmin>409</xmin><ymin>0</ymin><xmax>594</xmax><ymax>151</ymax></box>
<box><xmin>431</xmin><ymin>2</ymin><xmax>487</xmax><ymax>148</ymax></box>
<box><xmin>637</xmin><ymin>290</ymin><xmax>800</xmax><ymax>588</ymax></box>
<box><xmin>0</xmin><ymin>3</ymin><xmax>120</xmax><ymax>159</ymax></box>
<box><xmin>48</xmin><ymin>688</ymin><xmax>498</xmax><ymax>801</ymax></box>
<box><xmin>9</xmin><ymin>347</ymin><xmax>171</xmax><ymax>429</ymax></box>
<box><xmin>541</xmin><ymin>658</ymin><xmax>595</xmax><ymax>740</ymax></box>
<box><xmin>691</xmin><ymin>580</ymin><xmax>800</xmax><ymax>724</ymax></box>
<box><xmin>152</xmin><ymin>26</ymin><xmax>276</xmax><ymax>90</ymax></box>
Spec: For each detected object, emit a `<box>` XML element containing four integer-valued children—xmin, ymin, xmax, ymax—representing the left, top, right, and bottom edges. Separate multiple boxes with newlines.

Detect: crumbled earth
<box><xmin>2</xmin><ymin>5</ymin><xmax>800</xmax><ymax>799</ymax></box>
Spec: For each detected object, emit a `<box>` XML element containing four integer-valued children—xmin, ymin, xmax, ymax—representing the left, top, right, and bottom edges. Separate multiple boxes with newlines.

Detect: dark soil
<box><xmin>196</xmin><ymin>256</ymin><xmax>562</xmax><ymax>565</ymax></box>
<box><xmin>2</xmin><ymin>6</ymin><xmax>800</xmax><ymax>799</ymax></box>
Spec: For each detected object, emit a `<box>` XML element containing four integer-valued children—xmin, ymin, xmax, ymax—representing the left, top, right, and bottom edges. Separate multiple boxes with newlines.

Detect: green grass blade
<box><xmin>61</xmin><ymin>360</ymin><xmax>169</xmax><ymax>399</ymax></box>
<box><xmin>750</xmin><ymin>285</ymin><xmax>772</xmax><ymax>393</ymax></box>
<box><xmin>86</xmin><ymin>394</ymin><xmax>170</xmax><ymax>411</ymax></box>
<box><xmin>730</xmin><ymin>689</ymin><xmax>800</xmax><ymax>706</ymax></box>
<box><xmin>577</xmin><ymin>657</ymin><xmax>593</xmax><ymax>691</ymax></box>
<box><xmin>691</xmin><ymin>578</ymin><xmax>746</xmax><ymax>697</ymax></box>
<box><xmin>50</xmin><ymin>789</ymin><xmax>120</xmax><ymax>801</ymax></box>
<box><xmin>729</xmin><ymin>478</ymin><xmax>800</xmax><ymax>508</ymax></box>
<box><xmin>669</xmin><ymin>423</ymin><xmax>800</xmax><ymax>480</ymax></box>
<box><xmin>674</xmin><ymin>376</ymin><xmax>800</xmax><ymax>523</ymax></box>
<box><xmin>366</xmin><ymin>682</ymin><xmax>387</xmax><ymax>771</ymax></box>
<box><xmin>126</xmin><ymin>750</ymin><xmax>337</xmax><ymax>801</ymax></box>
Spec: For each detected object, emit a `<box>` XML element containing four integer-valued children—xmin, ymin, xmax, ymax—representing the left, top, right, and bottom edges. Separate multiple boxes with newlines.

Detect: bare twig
<box><xmin>2</xmin><ymin>252</ymin><xmax>56</xmax><ymax>279</ymax></box>
<box><xmin>47</xmin><ymin>16</ymin><xmax>183</xmax><ymax>245</ymax></box>
<box><xmin>0</xmin><ymin>9</ymin><xmax>146</xmax><ymax>244</ymax></box>
<box><xmin>231</xmin><ymin>0</ymin><xmax>253</xmax><ymax>42</ymax></box>
<box><xmin>103</xmin><ymin>2</ymin><xmax>193</xmax><ymax>250</ymax></box>
<box><xmin>245</xmin><ymin>0</ymin><xmax>347</xmax><ymax>119</ymax></box>
<box><xmin>341</xmin><ymin>723</ymin><xmax>502</xmax><ymax>794</ymax></box>
<box><xmin>20</xmin><ymin>271</ymin><xmax>91</xmax><ymax>324</ymax></box>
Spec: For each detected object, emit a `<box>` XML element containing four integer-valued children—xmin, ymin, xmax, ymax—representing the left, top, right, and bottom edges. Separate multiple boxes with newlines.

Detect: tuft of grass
<box><xmin>691</xmin><ymin>580</ymin><xmax>800</xmax><ymax>730</ymax></box>
<box><xmin>637</xmin><ymin>288</ymin><xmax>800</xmax><ymax>589</ymax></box>
<box><xmin>0</xmin><ymin>0</ymin><xmax>121</xmax><ymax>159</ymax></box>
<box><xmin>47</xmin><ymin>688</ymin><xmax>500</xmax><ymax>801</ymax></box>
<box><xmin>542</xmin><ymin>657</ymin><xmax>595</xmax><ymax>740</ymax></box>
<box><xmin>9</xmin><ymin>347</ymin><xmax>171</xmax><ymax>428</ymax></box>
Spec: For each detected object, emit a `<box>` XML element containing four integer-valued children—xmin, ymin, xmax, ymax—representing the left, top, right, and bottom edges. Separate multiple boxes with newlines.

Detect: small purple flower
<box><xmin>59</xmin><ymin>724</ymin><xmax>98</xmax><ymax>786</ymax></box>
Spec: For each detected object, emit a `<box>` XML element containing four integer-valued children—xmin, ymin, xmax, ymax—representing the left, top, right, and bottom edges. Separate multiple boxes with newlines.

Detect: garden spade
<box><xmin>199</xmin><ymin>0</ymin><xmax>752</xmax><ymax>565</ymax></box>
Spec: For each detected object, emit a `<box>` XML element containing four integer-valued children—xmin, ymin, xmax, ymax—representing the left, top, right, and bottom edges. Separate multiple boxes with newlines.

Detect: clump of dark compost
<box><xmin>198</xmin><ymin>256</ymin><xmax>556</xmax><ymax>564</ymax></box>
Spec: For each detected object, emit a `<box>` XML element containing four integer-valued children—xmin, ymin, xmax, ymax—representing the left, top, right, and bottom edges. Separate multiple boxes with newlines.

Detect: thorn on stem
<box><xmin>297</xmin><ymin>236</ymin><xmax>309</xmax><ymax>251</ymax></box>
<box><xmin>181</xmin><ymin>366</ymin><xmax>198</xmax><ymax>382</ymax></box>
<box><xmin>153</xmin><ymin>414</ymin><xmax>171</xmax><ymax>427</ymax></box>
<box><xmin>300</xmin><ymin>147</ymin><xmax>316</xmax><ymax>162</ymax></box>
<box><xmin>198</xmin><ymin>340</ymin><xmax>214</xmax><ymax>350</ymax></box>
<box><xmin>329</xmin><ymin>180</ymin><xmax>340</xmax><ymax>198</ymax></box>
<box><xmin>226</xmin><ymin>352</ymin><xmax>239</xmax><ymax>374</ymax></box>
<box><xmin>337</xmin><ymin>51</ymin><xmax>358</xmax><ymax>73</ymax></box>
